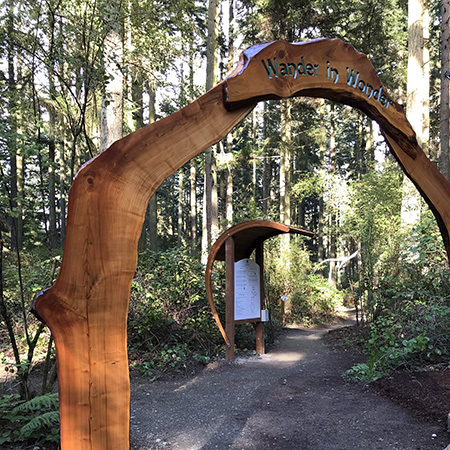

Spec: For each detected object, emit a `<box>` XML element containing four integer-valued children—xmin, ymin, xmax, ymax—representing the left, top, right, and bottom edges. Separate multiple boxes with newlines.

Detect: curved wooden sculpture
<box><xmin>31</xmin><ymin>38</ymin><xmax>450</xmax><ymax>449</ymax></box>
<box><xmin>205</xmin><ymin>220</ymin><xmax>314</xmax><ymax>347</ymax></box>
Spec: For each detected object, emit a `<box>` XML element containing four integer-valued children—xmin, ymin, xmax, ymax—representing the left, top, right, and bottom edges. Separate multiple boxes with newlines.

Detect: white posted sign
<box><xmin>234</xmin><ymin>258</ymin><xmax>261</xmax><ymax>321</ymax></box>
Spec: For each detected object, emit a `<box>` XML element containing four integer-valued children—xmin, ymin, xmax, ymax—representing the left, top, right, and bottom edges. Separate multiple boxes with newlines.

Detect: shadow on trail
<box><xmin>130</xmin><ymin>314</ymin><xmax>449</xmax><ymax>450</ymax></box>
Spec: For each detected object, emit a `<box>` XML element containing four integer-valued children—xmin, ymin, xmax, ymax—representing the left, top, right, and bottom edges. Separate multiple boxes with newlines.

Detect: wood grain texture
<box><xmin>31</xmin><ymin>38</ymin><xmax>450</xmax><ymax>449</ymax></box>
<box><xmin>205</xmin><ymin>221</ymin><xmax>314</xmax><ymax>348</ymax></box>
<box><xmin>32</xmin><ymin>84</ymin><xmax>254</xmax><ymax>449</ymax></box>
<box><xmin>224</xmin><ymin>39</ymin><xmax>450</xmax><ymax>255</ymax></box>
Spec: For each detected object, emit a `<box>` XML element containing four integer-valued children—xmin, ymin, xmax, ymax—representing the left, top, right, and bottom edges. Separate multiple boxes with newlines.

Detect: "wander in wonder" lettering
<box><xmin>261</xmin><ymin>57</ymin><xmax>391</xmax><ymax>109</ymax></box>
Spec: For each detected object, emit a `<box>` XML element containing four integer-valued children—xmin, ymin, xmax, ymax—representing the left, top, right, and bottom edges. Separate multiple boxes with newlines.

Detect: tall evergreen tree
<box><xmin>100</xmin><ymin>0</ymin><xmax>124</xmax><ymax>152</ymax></box>
<box><xmin>202</xmin><ymin>0</ymin><xmax>220</xmax><ymax>262</ymax></box>
<box><xmin>441</xmin><ymin>0</ymin><xmax>450</xmax><ymax>179</ymax></box>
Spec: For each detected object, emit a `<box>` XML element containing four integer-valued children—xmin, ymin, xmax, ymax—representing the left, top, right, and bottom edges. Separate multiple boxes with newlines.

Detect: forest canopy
<box><xmin>1</xmin><ymin>0</ymin><xmax>450</xmax><ymax>446</ymax></box>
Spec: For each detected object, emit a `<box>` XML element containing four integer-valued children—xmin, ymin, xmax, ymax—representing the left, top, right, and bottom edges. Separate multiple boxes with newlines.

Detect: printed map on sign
<box><xmin>234</xmin><ymin>259</ymin><xmax>261</xmax><ymax>321</ymax></box>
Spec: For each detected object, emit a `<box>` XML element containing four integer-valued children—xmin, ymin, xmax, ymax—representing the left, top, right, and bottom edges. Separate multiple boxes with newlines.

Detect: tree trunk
<box><xmin>402</xmin><ymin>0</ymin><xmax>429</xmax><ymax>225</ymax></box>
<box><xmin>407</xmin><ymin>0</ymin><xmax>425</xmax><ymax>145</ymax></box>
<box><xmin>223</xmin><ymin>0</ymin><xmax>235</xmax><ymax>227</ymax></box>
<box><xmin>280</xmin><ymin>100</ymin><xmax>292</xmax><ymax>254</ymax></box>
<box><xmin>100</xmin><ymin>7</ymin><xmax>124</xmax><ymax>152</ymax></box>
<box><xmin>355</xmin><ymin>114</ymin><xmax>365</xmax><ymax>176</ymax></box>
<box><xmin>422</xmin><ymin>4</ymin><xmax>430</xmax><ymax>157</ymax></box>
<box><xmin>148</xmin><ymin>78</ymin><xmax>157</xmax><ymax>252</ymax></box>
<box><xmin>365</xmin><ymin>119</ymin><xmax>375</xmax><ymax>167</ymax></box>
<box><xmin>226</xmin><ymin>167</ymin><xmax>233</xmax><ymax>225</ymax></box>
<box><xmin>59</xmin><ymin>138</ymin><xmax>67</xmax><ymax>248</ymax></box>
<box><xmin>177</xmin><ymin>169</ymin><xmax>184</xmax><ymax>248</ymax></box>
<box><xmin>48</xmin><ymin>137</ymin><xmax>57</xmax><ymax>249</ymax></box>
<box><xmin>47</xmin><ymin>4</ymin><xmax>58</xmax><ymax>250</ymax></box>
<box><xmin>202</xmin><ymin>0</ymin><xmax>219</xmax><ymax>262</ymax></box>
<box><xmin>440</xmin><ymin>0</ymin><xmax>450</xmax><ymax>179</ymax></box>
<box><xmin>228</xmin><ymin>0</ymin><xmax>235</xmax><ymax>72</ymax></box>
<box><xmin>188</xmin><ymin>42</ymin><xmax>197</xmax><ymax>253</ymax></box>
<box><xmin>7</xmin><ymin>1</ymin><xmax>21</xmax><ymax>251</ymax></box>
<box><xmin>131</xmin><ymin>74</ymin><xmax>146</xmax><ymax>252</ymax></box>
<box><xmin>317</xmin><ymin>101</ymin><xmax>326</xmax><ymax>262</ymax></box>
<box><xmin>190</xmin><ymin>160</ymin><xmax>197</xmax><ymax>249</ymax></box>
<box><xmin>328</xmin><ymin>104</ymin><xmax>337</xmax><ymax>287</ymax></box>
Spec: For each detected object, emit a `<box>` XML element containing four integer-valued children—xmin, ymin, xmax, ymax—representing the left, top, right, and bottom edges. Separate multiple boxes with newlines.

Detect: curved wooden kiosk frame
<box><xmin>205</xmin><ymin>220</ymin><xmax>314</xmax><ymax>360</ymax></box>
<box><xmin>31</xmin><ymin>39</ymin><xmax>450</xmax><ymax>449</ymax></box>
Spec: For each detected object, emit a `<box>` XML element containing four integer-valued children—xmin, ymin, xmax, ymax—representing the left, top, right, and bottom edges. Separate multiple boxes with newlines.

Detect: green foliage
<box><xmin>265</xmin><ymin>238</ymin><xmax>343</xmax><ymax>325</ymax></box>
<box><xmin>0</xmin><ymin>393</ymin><xmax>59</xmax><ymax>447</ymax></box>
<box><xmin>346</xmin><ymin>214</ymin><xmax>450</xmax><ymax>381</ymax></box>
<box><xmin>128</xmin><ymin>248</ymin><xmax>223</xmax><ymax>378</ymax></box>
<box><xmin>345</xmin><ymin>299</ymin><xmax>450</xmax><ymax>382</ymax></box>
<box><xmin>1</xmin><ymin>250</ymin><xmax>58</xmax><ymax>393</ymax></box>
<box><xmin>292</xmin><ymin>172</ymin><xmax>323</xmax><ymax>202</ymax></box>
<box><xmin>341</xmin><ymin>161</ymin><xmax>404</xmax><ymax>319</ymax></box>
<box><xmin>291</xmin><ymin>273</ymin><xmax>344</xmax><ymax>325</ymax></box>
<box><xmin>399</xmin><ymin>211</ymin><xmax>450</xmax><ymax>291</ymax></box>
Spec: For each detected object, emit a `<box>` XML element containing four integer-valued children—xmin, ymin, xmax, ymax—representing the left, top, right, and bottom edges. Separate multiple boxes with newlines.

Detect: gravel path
<box><xmin>130</xmin><ymin>317</ymin><xmax>449</xmax><ymax>450</ymax></box>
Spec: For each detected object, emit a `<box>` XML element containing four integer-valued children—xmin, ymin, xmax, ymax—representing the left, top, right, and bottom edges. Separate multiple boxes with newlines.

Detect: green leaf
<box><xmin>18</xmin><ymin>411</ymin><xmax>59</xmax><ymax>439</ymax></box>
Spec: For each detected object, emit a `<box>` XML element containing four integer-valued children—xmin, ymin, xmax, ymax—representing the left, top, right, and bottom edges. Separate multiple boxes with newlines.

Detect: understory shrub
<box><xmin>345</xmin><ymin>297</ymin><xmax>450</xmax><ymax>381</ymax></box>
<box><xmin>128</xmin><ymin>248</ymin><xmax>223</xmax><ymax>378</ymax></box>
<box><xmin>265</xmin><ymin>238</ymin><xmax>344</xmax><ymax>325</ymax></box>
<box><xmin>346</xmin><ymin>215</ymin><xmax>450</xmax><ymax>381</ymax></box>
<box><xmin>290</xmin><ymin>273</ymin><xmax>344</xmax><ymax>324</ymax></box>
<box><xmin>0</xmin><ymin>392</ymin><xmax>60</xmax><ymax>447</ymax></box>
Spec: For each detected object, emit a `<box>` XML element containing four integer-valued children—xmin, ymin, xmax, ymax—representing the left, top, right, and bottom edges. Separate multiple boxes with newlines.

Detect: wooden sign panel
<box><xmin>234</xmin><ymin>258</ymin><xmax>261</xmax><ymax>321</ymax></box>
<box><xmin>31</xmin><ymin>38</ymin><xmax>450</xmax><ymax>449</ymax></box>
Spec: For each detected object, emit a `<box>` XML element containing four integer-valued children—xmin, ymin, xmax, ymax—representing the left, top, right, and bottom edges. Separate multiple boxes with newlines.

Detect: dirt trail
<box><xmin>130</xmin><ymin>315</ymin><xmax>449</xmax><ymax>450</ymax></box>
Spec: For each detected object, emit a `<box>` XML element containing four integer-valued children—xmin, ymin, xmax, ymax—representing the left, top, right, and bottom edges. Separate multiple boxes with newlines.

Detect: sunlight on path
<box><xmin>130</xmin><ymin>315</ymin><xmax>448</xmax><ymax>450</ymax></box>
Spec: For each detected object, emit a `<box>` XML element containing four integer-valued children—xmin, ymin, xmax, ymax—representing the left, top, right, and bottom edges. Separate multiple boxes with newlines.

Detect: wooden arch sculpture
<box><xmin>32</xmin><ymin>38</ymin><xmax>450</xmax><ymax>449</ymax></box>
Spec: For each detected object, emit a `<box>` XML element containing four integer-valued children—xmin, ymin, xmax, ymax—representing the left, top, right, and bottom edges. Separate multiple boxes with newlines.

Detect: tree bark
<box><xmin>189</xmin><ymin>43</ymin><xmax>198</xmax><ymax>252</ymax></box>
<box><xmin>318</xmin><ymin>101</ymin><xmax>326</xmax><ymax>262</ymax></box>
<box><xmin>226</xmin><ymin>167</ymin><xmax>233</xmax><ymax>224</ymax></box>
<box><xmin>329</xmin><ymin>104</ymin><xmax>337</xmax><ymax>286</ymax></box>
<box><xmin>148</xmin><ymin>78</ymin><xmax>157</xmax><ymax>251</ymax></box>
<box><xmin>422</xmin><ymin>4</ymin><xmax>430</xmax><ymax>157</ymax></box>
<box><xmin>47</xmin><ymin>4</ymin><xmax>58</xmax><ymax>250</ymax></box>
<box><xmin>59</xmin><ymin>120</ymin><xmax>67</xmax><ymax>248</ymax></box>
<box><xmin>100</xmin><ymin>7</ymin><xmax>124</xmax><ymax>152</ymax></box>
<box><xmin>7</xmin><ymin>0</ymin><xmax>21</xmax><ymax>250</ymax></box>
<box><xmin>190</xmin><ymin>160</ymin><xmax>197</xmax><ymax>248</ymax></box>
<box><xmin>402</xmin><ymin>0</ymin><xmax>428</xmax><ymax>225</ymax></box>
<box><xmin>279</xmin><ymin>100</ymin><xmax>292</xmax><ymax>254</ymax></box>
<box><xmin>440</xmin><ymin>0</ymin><xmax>450</xmax><ymax>179</ymax></box>
<box><xmin>202</xmin><ymin>0</ymin><xmax>219</xmax><ymax>262</ymax></box>
<box><xmin>177</xmin><ymin>169</ymin><xmax>184</xmax><ymax>248</ymax></box>
<box><xmin>407</xmin><ymin>0</ymin><xmax>425</xmax><ymax>146</ymax></box>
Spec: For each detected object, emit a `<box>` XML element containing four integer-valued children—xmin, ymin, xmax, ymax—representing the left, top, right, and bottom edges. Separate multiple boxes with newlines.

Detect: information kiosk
<box><xmin>205</xmin><ymin>220</ymin><xmax>314</xmax><ymax>361</ymax></box>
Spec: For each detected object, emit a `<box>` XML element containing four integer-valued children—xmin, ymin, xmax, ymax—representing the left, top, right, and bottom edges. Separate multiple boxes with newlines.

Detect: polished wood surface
<box><xmin>205</xmin><ymin>220</ymin><xmax>314</xmax><ymax>348</ymax></box>
<box><xmin>32</xmin><ymin>38</ymin><xmax>450</xmax><ymax>449</ymax></box>
<box><xmin>32</xmin><ymin>84</ymin><xmax>253</xmax><ymax>449</ymax></box>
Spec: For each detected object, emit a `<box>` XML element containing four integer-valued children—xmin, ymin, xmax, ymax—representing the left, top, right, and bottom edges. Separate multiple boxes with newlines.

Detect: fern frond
<box><xmin>18</xmin><ymin>411</ymin><xmax>60</xmax><ymax>439</ymax></box>
<box><xmin>0</xmin><ymin>394</ymin><xmax>22</xmax><ymax>414</ymax></box>
<box><xmin>11</xmin><ymin>393</ymin><xmax>59</xmax><ymax>414</ymax></box>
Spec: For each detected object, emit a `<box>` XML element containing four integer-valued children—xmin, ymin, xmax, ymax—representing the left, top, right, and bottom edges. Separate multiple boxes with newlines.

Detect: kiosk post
<box><xmin>225</xmin><ymin>236</ymin><xmax>235</xmax><ymax>361</ymax></box>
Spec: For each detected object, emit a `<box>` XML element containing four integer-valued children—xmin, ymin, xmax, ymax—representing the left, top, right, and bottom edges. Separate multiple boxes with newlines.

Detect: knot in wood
<box><xmin>86</xmin><ymin>176</ymin><xmax>95</xmax><ymax>190</ymax></box>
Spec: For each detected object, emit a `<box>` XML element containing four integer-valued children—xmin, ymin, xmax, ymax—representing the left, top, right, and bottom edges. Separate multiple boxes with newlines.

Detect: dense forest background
<box><xmin>1</xmin><ymin>0</ymin><xmax>450</xmax><ymax>446</ymax></box>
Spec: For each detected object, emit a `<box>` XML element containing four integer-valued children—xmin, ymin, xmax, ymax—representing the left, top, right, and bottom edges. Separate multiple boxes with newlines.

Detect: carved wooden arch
<box><xmin>32</xmin><ymin>38</ymin><xmax>450</xmax><ymax>449</ymax></box>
